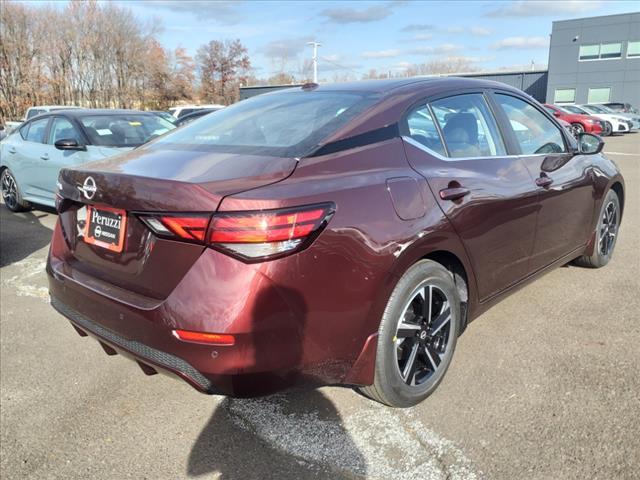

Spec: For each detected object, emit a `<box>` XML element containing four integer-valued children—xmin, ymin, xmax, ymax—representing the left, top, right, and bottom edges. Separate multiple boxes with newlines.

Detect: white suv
<box><xmin>168</xmin><ymin>104</ymin><xmax>225</xmax><ymax>119</ymax></box>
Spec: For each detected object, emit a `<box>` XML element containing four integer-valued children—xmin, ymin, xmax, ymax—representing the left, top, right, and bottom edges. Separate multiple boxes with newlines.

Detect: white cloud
<box><xmin>486</xmin><ymin>0</ymin><xmax>603</xmax><ymax>17</ymax></box>
<box><xmin>470</xmin><ymin>26</ymin><xmax>492</xmax><ymax>36</ymax></box>
<box><xmin>491</xmin><ymin>36</ymin><xmax>550</xmax><ymax>50</ymax></box>
<box><xmin>410</xmin><ymin>43</ymin><xmax>463</xmax><ymax>55</ymax></box>
<box><xmin>412</xmin><ymin>33</ymin><xmax>434</xmax><ymax>41</ymax></box>
<box><xmin>321</xmin><ymin>5</ymin><xmax>393</xmax><ymax>23</ymax></box>
<box><xmin>362</xmin><ymin>49</ymin><xmax>403</xmax><ymax>59</ymax></box>
<box><xmin>446</xmin><ymin>26</ymin><xmax>465</xmax><ymax>34</ymax></box>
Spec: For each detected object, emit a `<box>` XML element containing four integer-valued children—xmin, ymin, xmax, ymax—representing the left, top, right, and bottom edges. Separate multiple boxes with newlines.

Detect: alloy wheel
<box><xmin>572</xmin><ymin>123</ymin><xmax>585</xmax><ymax>135</ymax></box>
<box><xmin>394</xmin><ymin>284</ymin><xmax>452</xmax><ymax>387</ymax></box>
<box><xmin>1</xmin><ymin>170</ymin><xmax>18</xmax><ymax>210</ymax></box>
<box><xmin>599</xmin><ymin>201</ymin><xmax>618</xmax><ymax>256</ymax></box>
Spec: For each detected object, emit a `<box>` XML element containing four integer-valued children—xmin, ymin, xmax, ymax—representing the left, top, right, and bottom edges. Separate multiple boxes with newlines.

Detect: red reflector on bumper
<box><xmin>172</xmin><ymin>329</ymin><xmax>235</xmax><ymax>346</ymax></box>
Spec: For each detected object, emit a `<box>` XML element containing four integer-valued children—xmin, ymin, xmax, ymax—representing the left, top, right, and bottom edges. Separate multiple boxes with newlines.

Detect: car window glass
<box><xmin>496</xmin><ymin>94</ymin><xmax>566</xmax><ymax>155</ymax></box>
<box><xmin>24</xmin><ymin>117</ymin><xmax>49</xmax><ymax>143</ymax></box>
<box><xmin>49</xmin><ymin>117</ymin><xmax>82</xmax><ymax>144</ymax></box>
<box><xmin>406</xmin><ymin>105</ymin><xmax>446</xmax><ymax>156</ymax></box>
<box><xmin>26</xmin><ymin>109</ymin><xmax>44</xmax><ymax>120</ymax></box>
<box><xmin>563</xmin><ymin>105</ymin><xmax>587</xmax><ymax>115</ymax></box>
<box><xmin>178</xmin><ymin>108</ymin><xmax>195</xmax><ymax>118</ymax></box>
<box><xmin>431</xmin><ymin>93</ymin><xmax>506</xmax><ymax>158</ymax></box>
<box><xmin>80</xmin><ymin>114</ymin><xmax>175</xmax><ymax>147</ymax></box>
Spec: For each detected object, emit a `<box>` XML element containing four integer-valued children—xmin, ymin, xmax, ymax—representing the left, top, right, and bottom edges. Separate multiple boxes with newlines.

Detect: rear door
<box><xmin>402</xmin><ymin>92</ymin><xmax>538</xmax><ymax>301</ymax></box>
<box><xmin>490</xmin><ymin>92</ymin><xmax>594</xmax><ymax>271</ymax></box>
<box><xmin>15</xmin><ymin>116</ymin><xmax>52</xmax><ymax>202</ymax></box>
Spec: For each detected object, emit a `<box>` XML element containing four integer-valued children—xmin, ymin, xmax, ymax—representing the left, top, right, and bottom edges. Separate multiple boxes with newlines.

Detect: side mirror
<box><xmin>553</xmin><ymin>111</ymin><xmax>561</xmax><ymax>117</ymax></box>
<box><xmin>577</xmin><ymin>132</ymin><xmax>604</xmax><ymax>155</ymax></box>
<box><xmin>54</xmin><ymin>138</ymin><xmax>86</xmax><ymax>151</ymax></box>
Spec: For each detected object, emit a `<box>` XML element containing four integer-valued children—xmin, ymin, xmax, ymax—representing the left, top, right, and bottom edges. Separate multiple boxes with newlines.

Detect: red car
<box><xmin>543</xmin><ymin>104</ymin><xmax>609</xmax><ymax>136</ymax></box>
<box><xmin>47</xmin><ymin>79</ymin><xmax>624</xmax><ymax>407</ymax></box>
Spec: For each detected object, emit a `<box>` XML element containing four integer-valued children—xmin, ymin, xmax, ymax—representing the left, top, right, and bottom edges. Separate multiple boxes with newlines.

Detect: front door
<box><xmin>402</xmin><ymin>92</ymin><xmax>539</xmax><ymax>301</ymax></box>
<box><xmin>490</xmin><ymin>92</ymin><xmax>595</xmax><ymax>271</ymax></box>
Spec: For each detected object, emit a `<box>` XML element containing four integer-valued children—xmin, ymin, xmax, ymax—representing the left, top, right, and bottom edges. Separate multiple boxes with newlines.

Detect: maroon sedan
<box><xmin>543</xmin><ymin>103</ymin><xmax>609</xmax><ymax>136</ymax></box>
<box><xmin>47</xmin><ymin>79</ymin><xmax>624</xmax><ymax>407</ymax></box>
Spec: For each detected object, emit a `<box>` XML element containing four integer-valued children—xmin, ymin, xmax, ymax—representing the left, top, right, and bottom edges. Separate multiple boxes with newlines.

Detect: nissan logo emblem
<box><xmin>78</xmin><ymin>176</ymin><xmax>97</xmax><ymax>200</ymax></box>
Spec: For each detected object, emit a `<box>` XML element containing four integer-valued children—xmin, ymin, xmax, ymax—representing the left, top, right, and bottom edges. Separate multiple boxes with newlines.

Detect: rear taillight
<box><xmin>209</xmin><ymin>203</ymin><xmax>335</xmax><ymax>261</ymax></box>
<box><xmin>173</xmin><ymin>329</ymin><xmax>235</xmax><ymax>346</ymax></box>
<box><xmin>138</xmin><ymin>203</ymin><xmax>334</xmax><ymax>261</ymax></box>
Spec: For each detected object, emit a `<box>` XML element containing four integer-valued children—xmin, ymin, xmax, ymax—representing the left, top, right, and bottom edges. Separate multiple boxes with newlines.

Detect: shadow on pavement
<box><xmin>188</xmin><ymin>390</ymin><xmax>365</xmax><ymax>479</ymax></box>
<box><xmin>0</xmin><ymin>207</ymin><xmax>54</xmax><ymax>267</ymax></box>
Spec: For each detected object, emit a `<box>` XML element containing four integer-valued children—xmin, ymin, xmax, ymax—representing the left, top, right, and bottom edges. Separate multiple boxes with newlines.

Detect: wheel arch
<box><xmin>611</xmin><ymin>181</ymin><xmax>624</xmax><ymax>218</ymax></box>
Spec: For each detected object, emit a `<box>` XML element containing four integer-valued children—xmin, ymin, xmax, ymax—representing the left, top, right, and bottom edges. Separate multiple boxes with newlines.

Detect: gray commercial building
<box><xmin>546</xmin><ymin>12</ymin><xmax>640</xmax><ymax>106</ymax></box>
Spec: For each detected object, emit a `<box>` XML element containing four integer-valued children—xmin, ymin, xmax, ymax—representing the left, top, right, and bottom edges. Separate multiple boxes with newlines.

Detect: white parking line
<box><xmin>605</xmin><ymin>152</ymin><xmax>638</xmax><ymax>156</ymax></box>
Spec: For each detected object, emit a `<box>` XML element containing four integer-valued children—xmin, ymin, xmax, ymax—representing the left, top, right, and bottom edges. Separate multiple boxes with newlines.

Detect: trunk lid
<box><xmin>55</xmin><ymin>146</ymin><xmax>298</xmax><ymax>300</ymax></box>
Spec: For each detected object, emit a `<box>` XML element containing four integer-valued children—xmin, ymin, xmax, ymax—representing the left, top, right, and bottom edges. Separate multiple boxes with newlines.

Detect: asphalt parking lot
<box><xmin>1</xmin><ymin>134</ymin><xmax>638</xmax><ymax>480</ymax></box>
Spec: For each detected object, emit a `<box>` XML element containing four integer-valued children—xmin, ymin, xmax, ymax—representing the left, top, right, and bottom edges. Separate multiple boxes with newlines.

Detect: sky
<box><xmin>34</xmin><ymin>1</ymin><xmax>640</xmax><ymax>79</ymax></box>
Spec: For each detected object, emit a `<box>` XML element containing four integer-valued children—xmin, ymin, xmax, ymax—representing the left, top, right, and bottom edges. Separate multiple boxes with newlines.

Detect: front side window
<box><xmin>430</xmin><ymin>93</ymin><xmax>506</xmax><ymax>158</ymax></box>
<box><xmin>405</xmin><ymin>105</ymin><xmax>446</xmax><ymax>156</ymax></box>
<box><xmin>80</xmin><ymin>114</ymin><xmax>175</xmax><ymax>147</ymax></box>
<box><xmin>49</xmin><ymin>117</ymin><xmax>82</xmax><ymax>144</ymax></box>
<box><xmin>152</xmin><ymin>91</ymin><xmax>380</xmax><ymax>157</ymax></box>
<box><xmin>23</xmin><ymin>117</ymin><xmax>49</xmax><ymax>143</ymax></box>
<box><xmin>495</xmin><ymin>94</ymin><xmax>566</xmax><ymax>155</ymax></box>
<box><xmin>628</xmin><ymin>41</ymin><xmax>640</xmax><ymax>58</ymax></box>
<box><xmin>554</xmin><ymin>88</ymin><xmax>575</xmax><ymax>104</ymax></box>
<box><xmin>587</xmin><ymin>87</ymin><xmax>611</xmax><ymax>104</ymax></box>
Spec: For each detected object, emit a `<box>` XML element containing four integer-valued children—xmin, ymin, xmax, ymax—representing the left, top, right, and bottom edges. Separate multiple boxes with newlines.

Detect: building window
<box><xmin>579</xmin><ymin>43</ymin><xmax>622</xmax><ymax>61</ymax></box>
<box><xmin>587</xmin><ymin>88</ymin><xmax>611</xmax><ymax>103</ymax></box>
<box><xmin>554</xmin><ymin>88</ymin><xmax>576</xmax><ymax>104</ymax></box>
<box><xmin>628</xmin><ymin>41</ymin><xmax>640</xmax><ymax>58</ymax></box>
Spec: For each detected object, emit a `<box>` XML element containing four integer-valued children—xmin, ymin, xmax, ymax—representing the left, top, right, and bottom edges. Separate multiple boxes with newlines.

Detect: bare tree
<box><xmin>196</xmin><ymin>39</ymin><xmax>250</xmax><ymax>105</ymax></box>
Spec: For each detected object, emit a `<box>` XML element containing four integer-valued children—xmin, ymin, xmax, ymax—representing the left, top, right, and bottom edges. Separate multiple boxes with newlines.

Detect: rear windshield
<box><xmin>149</xmin><ymin>90</ymin><xmax>380</xmax><ymax>157</ymax></box>
<box><xmin>80</xmin><ymin>114</ymin><xmax>176</xmax><ymax>147</ymax></box>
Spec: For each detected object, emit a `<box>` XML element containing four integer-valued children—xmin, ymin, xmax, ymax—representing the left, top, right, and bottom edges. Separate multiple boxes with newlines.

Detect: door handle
<box><xmin>535</xmin><ymin>175</ymin><xmax>553</xmax><ymax>188</ymax></box>
<box><xmin>439</xmin><ymin>187</ymin><xmax>470</xmax><ymax>201</ymax></box>
<box><xmin>40</xmin><ymin>153</ymin><xmax>49</xmax><ymax>161</ymax></box>
<box><xmin>8</xmin><ymin>147</ymin><xmax>16</xmax><ymax>154</ymax></box>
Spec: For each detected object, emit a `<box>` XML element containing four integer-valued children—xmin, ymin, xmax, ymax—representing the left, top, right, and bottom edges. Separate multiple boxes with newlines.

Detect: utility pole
<box><xmin>307</xmin><ymin>41</ymin><xmax>321</xmax><ymax>83</ymax></box>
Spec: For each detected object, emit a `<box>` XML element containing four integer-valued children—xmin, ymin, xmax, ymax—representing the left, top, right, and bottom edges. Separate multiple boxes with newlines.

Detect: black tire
<box><xmin>574</xmin><ymin>189</ymin><xmax>620</xmax><ymax>268</ymax></box>
<box><xmin>1</xmin><ymin>168</ymin><xmax>30</xmax><ymax>212</ymax></box>
<box><xmin>603</xmin><ymin>122</ymin><xmax>613</xmax><ymax>137</ymax></box>
<box><xmin>360</xmin><ymin>260</ymin><xmax>460</xmax><ymax>407</ymax></box>
<box><xmin>572</xmin><ymin>123</ymin><xmax>585</xmax><ymax>135</ymax></box>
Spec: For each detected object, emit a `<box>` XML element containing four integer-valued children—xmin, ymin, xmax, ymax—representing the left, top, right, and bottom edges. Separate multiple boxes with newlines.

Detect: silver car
<box><xmin>1</xmin><ymin>109</ymin><xmax>175</xmax><ymax>212</ymax></box>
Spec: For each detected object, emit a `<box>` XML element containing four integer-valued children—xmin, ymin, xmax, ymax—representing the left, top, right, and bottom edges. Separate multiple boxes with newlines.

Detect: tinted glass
<box><xmin>26</xmin><ymin>109</ymin><xmax>45</xmax><ymax>120</ymax></box>
<box><xmin>496</xmin><ymin>94</ymin><xmax>566</xmax><ymax>155</ymax></box>
<box><xmin>177</xmin><ymin>108</ymin><xmax>195</xmax><ymax>118</ymax></box>
<box><xmin>80</xmin><ymin>114</ymin><xmax>175</xmax><ymax>147</ymax></box>
<box><xmin>24</xmin><ymin>117</ymin><xmax>49</xmax><ymax>143</ymax></box>
<box><xmin>152</xmin><ymin>91</ymin><xmax>379</xmax><ymax>157</ymax></box>
<box><xmin>49</xmin><ymin>117</ymin><xmax>82</xmax><ymax>144</ymax></box>
<box><xmin>563</xmin><ymin>105</ymin><xmax>588</xmax><ymax>115</ymax></box>
<box><xmin>406</xmin><ymin>105</ymin><xmax>446</xmax><ymax>156</ymax></box>
<box><xmin>431</xmin><ymin>94</ymin><xmax>506</xmax><ymax>158</ymax></box>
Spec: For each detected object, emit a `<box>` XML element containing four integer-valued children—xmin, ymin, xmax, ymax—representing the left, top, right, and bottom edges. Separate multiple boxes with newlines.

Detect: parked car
<box><xmin>168</xmin><ymin>104</ymin><xmax>225</xmax><ymax>120</ymax></box>
<box><xmin>175</xmin><ymin>108</ymin><xmax>221</xmax><ymax>127</ymax></box>
<box><xmin>563</xmin><ymin>105</ymin><xmax>631</xmax><ymax>134</ymax></box>
<box><xmin>47</xmin><ymin>78</ymin><xmax>624</xmax><ymax>408</ymax></box>
<box><xmin>543</xmin><ymin>104</ymin><xmax>607</xmax><ymax>136</ymax></box>
<box><xmin>583</xmin><ymin>104</ymin><xmax>640</xmax><ymax>131</ymax></box>
<box><xmin>150</xmin><ymin>110</ymin><xmax>178</xmax><ymax>124</ymax></box>
<box><xmin>603</xmin><ymin>102</ymin><xmax>638</xmax><ymax>114</ymax></box>
<box><xmin>1</xmin><ymin>109</ymin><xmax>175</xmax><ymax>211</ymax></box>
<box><xmin>23</xmin><ymin>105</ymin><xmax>83</xmax><ymax>121</ymax></box>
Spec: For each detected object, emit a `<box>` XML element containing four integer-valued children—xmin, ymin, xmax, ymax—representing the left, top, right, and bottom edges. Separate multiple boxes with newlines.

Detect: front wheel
<box><xmin>574</xmin><ymin>189</ymin><xmax>620</xmax><ymax>268</ymax></box>
<box><xmin>572</xmin><ymin>123</ymin><xmax>585</xmax><ymax>135</ymax></box>
<box><xmin>602</xmin><ymin>121</ymin><xmax>613</xmax><ymax>137</ymax></box>
<box><xmin>1</xmin><ymin>168</ymin><xmax>30</xmax><ymax>212</ymax></box>
<box><xmin>360</xmin><ymin>260</ymin><xmax>460</xmax><ymax>407</ymax></box>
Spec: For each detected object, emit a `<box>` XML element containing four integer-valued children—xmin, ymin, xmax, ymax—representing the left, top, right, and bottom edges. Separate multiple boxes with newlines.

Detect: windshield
<box><xmin>563</xmin><ymin>105</ymin><xmax>588</xmax><ymax>115</ymax></box>
<box><xmin>583</xmin><ymin>105</ymin><xmax>607</xmax><ymax>114</ymax></box>
<box><xmin>150</xmin><ymin>90</ymin><xmax>380</xmax><ymax>157</ymax></box>
<box><xmin>80</xmin><ymin>114</ymin><xmax>176</xmax><ymax>148</ymax></box>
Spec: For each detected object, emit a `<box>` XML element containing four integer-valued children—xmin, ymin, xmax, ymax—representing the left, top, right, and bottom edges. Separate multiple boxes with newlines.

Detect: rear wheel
<box><xmin>574</xmin><ymin>189</ymin><xmax>620</xmax><ymax>268</ymax></box>
<box><xmin>1</xmin><ymin>168</ymin><xmax>30</xmax><ymax>212</ymax></box>
<box><xmin>572</xmin><ymin>123</ymin><xmax>585</xmax><ymax>135</ymax></box>
<box><xmin>360</xmin><ymin>260</ymin><xmax>460</xmax><ymax>407</ymax></box>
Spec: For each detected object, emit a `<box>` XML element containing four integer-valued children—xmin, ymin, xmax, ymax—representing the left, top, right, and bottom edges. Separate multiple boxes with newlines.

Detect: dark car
<box><xmin>175</xmin><ymin>108</ymin><xmax>221</xmax><ymax>127</ymax></box>
<box><xmin>48</xmin><ymin>79</ymin><xmax>624</xmax><ymax>407</ymax></box>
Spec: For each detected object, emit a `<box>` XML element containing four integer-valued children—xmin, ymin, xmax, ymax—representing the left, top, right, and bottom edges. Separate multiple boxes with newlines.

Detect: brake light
<box><xmin>173</xmin><ymin>329</ymin><xmax>235</xmax><ymax>346</ymax></box>
<box><xmin>140</xmin><ymin>214</ymin><xmax>210</xmax><ymax>242</ymax></box>
<box><xmin>139</xmin><ymin>203</ymin><xmax>334</xmax><ymax>261</ymax></box>
<box><xmin>209</xmin><ymin>203</ymin><xmax>335</xmax><ymax>261</ymax></box>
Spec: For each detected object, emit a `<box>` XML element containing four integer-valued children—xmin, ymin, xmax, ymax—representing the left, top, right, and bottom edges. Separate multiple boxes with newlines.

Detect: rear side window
<box><xmin>49</xmin><ymin>117</ymin><xmax>82</xmax><ymax>144</ymax></box>
<box><xmin>23</xmin><ymin>117</ymin><xmax>49</xmax><ymax>143</ymax></box>
<box><xmin>495</xmin><ymin>94</ymin><xmax>566</xmax><ymax>155</ymax></box>
<box><xmin>431</xmin><ymin>94</ymin><xmax>506</xmax><ymax>158</ymax></box>
<box><xmin>405</xmin><ymin>105</ymin><xmax>446</xmax><ymax>156</ymax></box>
